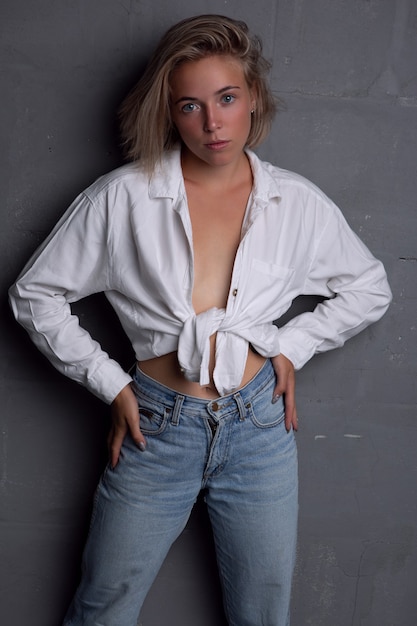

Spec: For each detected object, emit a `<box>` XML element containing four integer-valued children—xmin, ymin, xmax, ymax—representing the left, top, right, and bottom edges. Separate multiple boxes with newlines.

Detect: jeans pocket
<box><xmin>136</xmin><ymin>396</ymin><xmax>170</xmax><ymax>436</ymax></box>
<box><xmin>248</xmin><ymin>393</ymin><xmax>285</xmax><ymax>429</ymax></box>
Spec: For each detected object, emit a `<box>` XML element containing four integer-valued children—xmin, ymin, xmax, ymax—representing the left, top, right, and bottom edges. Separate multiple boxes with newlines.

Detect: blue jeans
<box><xmin>63</xmin><ymin>360</ymin><xmax>298</xmax><ymax>626</ymax></box>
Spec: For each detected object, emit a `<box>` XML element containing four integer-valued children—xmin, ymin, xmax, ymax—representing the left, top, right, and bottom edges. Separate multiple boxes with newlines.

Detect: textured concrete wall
<box><xmin>1</xmin><ymin>1</ymin><xmax>416</xmax><ymax>625</ymax></box>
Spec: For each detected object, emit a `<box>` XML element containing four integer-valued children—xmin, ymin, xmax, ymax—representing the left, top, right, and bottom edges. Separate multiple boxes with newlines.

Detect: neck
<box><xmin>180</xmin><ymin>147</ymin><xmax>251</xmax><ymax>191</ymax></box>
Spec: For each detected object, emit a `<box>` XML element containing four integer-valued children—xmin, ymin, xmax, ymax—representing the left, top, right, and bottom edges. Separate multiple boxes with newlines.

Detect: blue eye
<box><xmin>222</xmin><ymin>94</ymin><xmax>236</xmax><ymax>104</ymax></box>
<box><xmin>182</xmin><ymin>103</ymin><xmax>198</xmax><ymax>113</ymax></box>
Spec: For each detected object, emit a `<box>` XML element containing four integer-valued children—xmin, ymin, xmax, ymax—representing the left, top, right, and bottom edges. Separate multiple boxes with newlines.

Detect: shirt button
<box><xmin>232</xmin><ymin>288</ymin><xmax>238</xmax><ymax>297</ymax></box>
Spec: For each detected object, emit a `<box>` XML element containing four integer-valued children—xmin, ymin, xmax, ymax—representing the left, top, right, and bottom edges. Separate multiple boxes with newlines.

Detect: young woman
<box><xmin>9</xmin><ymin>14</ymin><xmax>391</xmax><ymax>626</ymax></box>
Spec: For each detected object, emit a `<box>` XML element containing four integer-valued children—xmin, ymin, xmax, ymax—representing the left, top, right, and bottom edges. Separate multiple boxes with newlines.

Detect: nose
<box><xmin>203</xmin><ymin>105</ymin><xmax>221</xmax><ymax>132</ymax></box>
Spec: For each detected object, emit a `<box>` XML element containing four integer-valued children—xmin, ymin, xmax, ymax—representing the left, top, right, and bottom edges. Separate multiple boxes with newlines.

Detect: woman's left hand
<box><xmin>271</xmin><ymin>353</ymin><xmax>298</xmax><ymax>432</ymax></box>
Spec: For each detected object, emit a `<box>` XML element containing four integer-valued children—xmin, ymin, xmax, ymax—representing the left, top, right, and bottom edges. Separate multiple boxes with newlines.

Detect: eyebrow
<box><xmin>174</xmin><ymin>85</ymin><xmax>241</xmax><ymax>105</ymax></box>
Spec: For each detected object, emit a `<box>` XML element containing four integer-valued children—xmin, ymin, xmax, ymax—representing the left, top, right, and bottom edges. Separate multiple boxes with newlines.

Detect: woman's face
<box><xmin>169</xmin><ymin>55</ymin><xmax>255</xmax><ymax>170</ymax></box>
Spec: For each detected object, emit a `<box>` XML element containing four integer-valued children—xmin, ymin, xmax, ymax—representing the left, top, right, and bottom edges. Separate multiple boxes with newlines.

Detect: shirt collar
<box><xmin>244</xmin><ymin>150</ymin><xmax>282</xmax><ymax>228</ymax></box>
<box><xmin>148</xmin><ymin>146</ymin><xmax>185</xmax><ymax>201</ymax></box>
<box><xmin>148</xmin><ymin>145</ymin><xmax>282</xmax><ymax>210</ymax></box>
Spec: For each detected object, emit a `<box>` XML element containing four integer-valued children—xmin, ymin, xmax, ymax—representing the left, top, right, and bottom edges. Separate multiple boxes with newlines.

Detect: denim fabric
<box><xmin>63</xmin><ymin>360</ymin><xmax>298</xmax><ymax>626</ymax></box>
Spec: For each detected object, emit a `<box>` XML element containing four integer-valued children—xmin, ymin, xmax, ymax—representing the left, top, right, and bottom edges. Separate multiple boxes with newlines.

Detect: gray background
<box><xmin>1</xmin><ymin>1</ymin><xmax>416</xmax><ymax>625</ymax></box>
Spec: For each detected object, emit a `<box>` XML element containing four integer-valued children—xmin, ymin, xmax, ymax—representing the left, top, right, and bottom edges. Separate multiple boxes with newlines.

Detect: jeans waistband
<box><xmin>133</xmin><ymin>358</ymin><xmax>275</xmax><ymax>415</ymax></box>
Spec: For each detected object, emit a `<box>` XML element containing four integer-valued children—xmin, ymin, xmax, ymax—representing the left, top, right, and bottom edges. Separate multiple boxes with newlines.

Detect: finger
<box><xmin>127</xmin><ymin>415</ymin><xmax>146</xmax><ymax>452</ymax></box>
<box><xmin>292</xmin><ymin>406</ymin><xmax>298</xmax><ymax>432</ymax></box>
<box><xmin>271</xmin><ymin>355</ymin><xmax>293</xmax><ymax>397</ymax></box>
<box><xmin>109</xmin><ymin>413</ymin><xmax>146</xmax><ymax>468</ymax></box>
<box><xmin>121</xmin><ymin>401</ymin><xmax>146</xmax><ymax>448</ymax></box>
<box><xmin>272</xmin><ymin>373</ymin><xmax>288</xmax><ymax>399</ymax></box>
<box><xmin>286</xmin><ymin>376</ymin><xmax>298</xmax><ymax>432</ymax></box>
<box><xmin>284</xmin><ymin>399</ymin><xmax>298</xmax><ymax>433</ymax></box>
<box><xmin>275</xmin><ymin>370</ymin><xmax>298</xmax><ymax>432</ymax></box>
<box><xmin>110</xmin><ymin>384</ymin><xmax>147</xmax><ymax>463</ymax></box>
<box><xmin>109</xmin><ymin>423</ymin><xmax>126</xmax><ymax>469</ymax></box>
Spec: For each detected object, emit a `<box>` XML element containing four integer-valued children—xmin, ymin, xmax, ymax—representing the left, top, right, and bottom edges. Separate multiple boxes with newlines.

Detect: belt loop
<box><xmin>233</xmin><ymin>392</ymin><xmax>247</xmax><ymax>422</ymax></box>
<box><xmin>171</xmin><ymin>394</ymin><xmax>185</xmax><ymax>426</ymax></box>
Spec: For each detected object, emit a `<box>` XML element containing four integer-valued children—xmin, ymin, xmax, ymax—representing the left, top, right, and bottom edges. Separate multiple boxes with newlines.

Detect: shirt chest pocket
<box><xmin>248</xmin><ymin>259</ymin><xmax>295</xmax><ymax>300</ymax></box>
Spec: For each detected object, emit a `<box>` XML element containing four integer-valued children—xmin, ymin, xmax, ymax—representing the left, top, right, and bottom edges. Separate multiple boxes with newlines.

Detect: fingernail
<box><xmin>272</xmin><ymin>394</ymin><xmax>281</xmax><ymax>404</ymax></box>
<box><xmin>138</xmin><ymin>441</ymin><xmax>146</xmax><ymax>452</ymax></box>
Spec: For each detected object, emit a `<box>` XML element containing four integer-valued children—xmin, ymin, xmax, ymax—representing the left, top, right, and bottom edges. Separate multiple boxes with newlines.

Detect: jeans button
<box><xmin>211</xmin><ymin>401</ymin><xmax>219</xmax><ymax>411</ymax></box>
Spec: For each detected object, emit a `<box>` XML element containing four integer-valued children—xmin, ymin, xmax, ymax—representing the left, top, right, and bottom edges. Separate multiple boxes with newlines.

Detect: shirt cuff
<box><xmin>87</xmin><ymin>358</ymin><xmax>134</xmax><ymax>404</ymax></box>
<box><xmin>276</xmin><ymin>328</ymin><xmax>317</xmax><ymax>371</ymax></box>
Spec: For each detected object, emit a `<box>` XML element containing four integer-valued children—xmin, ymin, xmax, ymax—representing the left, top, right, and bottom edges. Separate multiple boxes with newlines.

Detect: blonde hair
<box><xmin>119</xmin><ymin>14</ymin><xmax>277</xmax><ymax>171</ymax></box>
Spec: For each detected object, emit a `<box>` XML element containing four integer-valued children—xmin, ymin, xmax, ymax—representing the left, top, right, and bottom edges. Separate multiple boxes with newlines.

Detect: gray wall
<box><xmin>1</xmin><ymin>1</ymin><xmax>416</xmax><ymax>625</ymax></box>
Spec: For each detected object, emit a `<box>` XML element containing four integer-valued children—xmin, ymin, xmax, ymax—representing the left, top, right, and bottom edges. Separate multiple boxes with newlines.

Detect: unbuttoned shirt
<box><xmin>9</xmin><ymin>147</ymin><xmax>392</xmax><ymax>404</ymax></box>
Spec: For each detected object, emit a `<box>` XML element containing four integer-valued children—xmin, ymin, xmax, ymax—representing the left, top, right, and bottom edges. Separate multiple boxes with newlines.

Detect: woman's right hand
<box><xmin>109</xmin><ymin>383</ymin><xmax>146</xmax><ymax>468</ymax></box>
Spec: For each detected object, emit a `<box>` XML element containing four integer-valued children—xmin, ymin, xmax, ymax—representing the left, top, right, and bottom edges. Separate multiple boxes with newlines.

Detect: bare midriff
<box><xmin>138</xmin><ymin>344</ymin><xmax>266</xmax><ymax>399</ymax></box>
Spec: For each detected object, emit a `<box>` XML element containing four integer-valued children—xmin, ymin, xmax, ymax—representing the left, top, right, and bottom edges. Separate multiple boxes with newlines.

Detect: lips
<box><xmin>205</xmin><ymin>140</ymin><xmax>230</xmax><ymax>150</ymax></box>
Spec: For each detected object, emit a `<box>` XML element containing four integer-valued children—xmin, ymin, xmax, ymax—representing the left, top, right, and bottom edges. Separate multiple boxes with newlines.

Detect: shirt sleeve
<box><xmin>277</xmin><ymin>197</ymin><xmax>392</xmax><ymax>370</ymax></box>
<box><xmin>8</xmin><ymin>192</ymin><xmax>133</xmax><ymax>404</ymax></box>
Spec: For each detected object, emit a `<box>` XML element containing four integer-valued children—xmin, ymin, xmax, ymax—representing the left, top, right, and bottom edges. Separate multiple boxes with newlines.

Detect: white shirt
<box><xmin>9</xmin><ymin>148</ymin><xmax>392</xmax><ymax>404</ymax></box>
